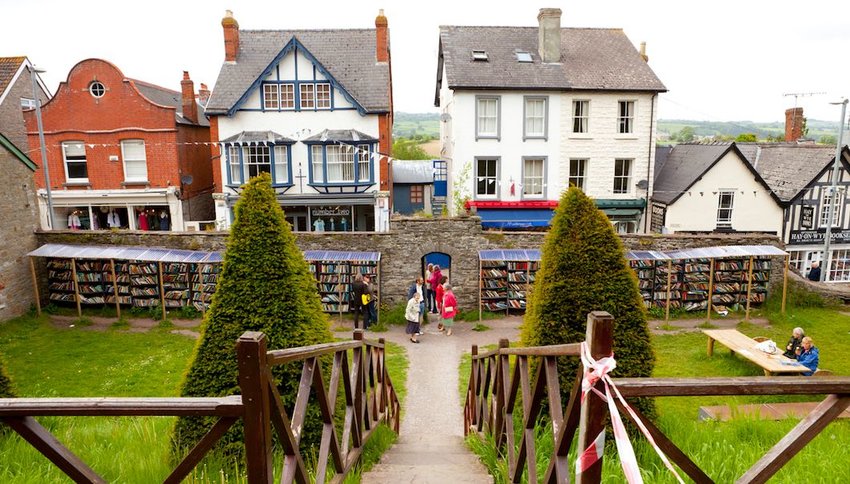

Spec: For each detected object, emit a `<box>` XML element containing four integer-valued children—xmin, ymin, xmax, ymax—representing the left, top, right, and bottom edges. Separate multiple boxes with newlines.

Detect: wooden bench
<box><xmin>702</xmin><ymin>329</ymin><xmax>810</xmax><ymax>376</ymax></box>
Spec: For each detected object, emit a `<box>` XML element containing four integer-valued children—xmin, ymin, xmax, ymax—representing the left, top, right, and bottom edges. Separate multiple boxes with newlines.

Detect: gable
<box><xmin>207</xmin><ymin>29</ymin><xmax>390</xmax><ymax>116</ymax></box>
<box><xmin>232</xmin><ymin>38</ymin><xmax>362</xmax><ymax>114</ymax></box>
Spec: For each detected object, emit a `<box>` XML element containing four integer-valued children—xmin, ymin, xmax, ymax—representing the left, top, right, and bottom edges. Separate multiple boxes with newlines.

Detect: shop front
<box><xmin>787</xmin><ymin>229</ymin><xmax>850</xmax><ymax>282</ymax></box>
<box><xmin>36</xmin><ymin>188</ymin><xmax>184</xmax><ymax>231</ymax></box>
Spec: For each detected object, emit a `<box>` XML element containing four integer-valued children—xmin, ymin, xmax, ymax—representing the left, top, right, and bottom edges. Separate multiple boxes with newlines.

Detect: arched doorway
<box><xmin>422</xmin><ymin>252</ymin><xmax>451</xmax><ymax>313</ymax></box>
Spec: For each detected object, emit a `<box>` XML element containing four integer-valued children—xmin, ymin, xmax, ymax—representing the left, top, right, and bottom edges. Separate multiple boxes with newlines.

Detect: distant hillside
<box><xmin>392</xmin><ymin>112</ymin><xmax>842</xmax><ymax>143</ymax></box>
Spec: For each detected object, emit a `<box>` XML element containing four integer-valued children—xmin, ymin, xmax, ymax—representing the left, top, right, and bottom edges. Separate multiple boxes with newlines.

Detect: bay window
<box><xmin>309</xmin><ymin>143</ymin><xmax>374</xmax><ymax>185</ymax></box>
<box><xmin>226</xmin><ymin>144</ymin><xmax>291</xmax><ymax>186</ymax></box>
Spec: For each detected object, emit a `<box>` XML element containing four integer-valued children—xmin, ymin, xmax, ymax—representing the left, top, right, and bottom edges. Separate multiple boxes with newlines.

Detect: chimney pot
<box><xmin>181</xmin><ymin>71</ymin><xmax>198</xmax><ymax>124</ymax></box>
<box><xmin>222</xmin><ymin>10</ymin><xmax>240</xmax><ymax>62</ymax></box>
<box><xmin>537</xmin><ymin>8</ymin><xmax>562</xmax><ymax>64</ymax></box>
<box><xmin>198</xmin><ymin>83</ymin><xmax>211</xmax><ymax>106</ymax></box>
<box><xmin>375</xmin><ymin>9</ymin><xmax>389</xmax><ymax>63</ymax></box>
<box><xmin>785</xmin><ymin>107</ymin><xmax>804</xmax><ymax>142</ymax></box>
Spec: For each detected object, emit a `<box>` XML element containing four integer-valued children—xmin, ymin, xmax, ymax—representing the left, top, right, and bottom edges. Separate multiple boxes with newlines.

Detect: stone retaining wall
<box><xmin>35</xmin><ymin>216</ymin><xmax>786</xmax><ymax>311</ymax></box>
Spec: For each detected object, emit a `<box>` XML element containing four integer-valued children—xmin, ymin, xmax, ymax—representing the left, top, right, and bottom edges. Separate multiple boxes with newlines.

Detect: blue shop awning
<box><xmin>477</xmin><ymin>209</ymin><xmax>554</xmax><ymax>229</ymax></box>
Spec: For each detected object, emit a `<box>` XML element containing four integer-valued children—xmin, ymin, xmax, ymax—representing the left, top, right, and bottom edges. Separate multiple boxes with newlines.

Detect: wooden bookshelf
<box><xmin>304</xmin><ymin>252</ymin><xmax>381</xmax><ymax>317</ymax></box>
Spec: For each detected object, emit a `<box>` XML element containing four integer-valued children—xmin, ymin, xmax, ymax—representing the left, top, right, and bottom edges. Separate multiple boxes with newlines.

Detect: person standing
<box><xmin>435</xmin><ymin>275</ymin><xmax>447</xmax><ymax>315</ymax></box>
<box><xmin>441</xmin><ymin>283</ymin><xmax>458</xmax><ymax>336</ymax></box>
<box><xmin>428</xmin><ymin>265</ymin><xmax>443</xmax><ymax>313</ymax></box>
<box><xmin>408</xmin><ymin>277</ymin><xmax>426</xmax><ymax>329</ymax></box>
<box><xmin>405</xmin><ymin>293</ymin><xmax>422</xmax><ymax>343</ymax></box>
<box><xmin>424</xmin><ymin>264</ymin><xmax>434</xmax><ymax>313</ymax></box>
<box><xmin>807</xmin><ymin>262</ymin><xmax>821</xmax><ymax>282</ymax></box>
<box><xmin>365</xmin><ymin>275</ymin><xmax>378</xmax><ymax>328</ymax></box>
<box><xmin>351</xmin><ymin>273</ymin><xmax>367</xmax><ymax>329</ymax></box>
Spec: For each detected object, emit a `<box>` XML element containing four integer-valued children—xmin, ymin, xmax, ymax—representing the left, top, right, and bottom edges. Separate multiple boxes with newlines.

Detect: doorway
<box><xmin>422</xmin><ymin>252</ymin><xmax>451</xmax><ymax>313</ymax></box>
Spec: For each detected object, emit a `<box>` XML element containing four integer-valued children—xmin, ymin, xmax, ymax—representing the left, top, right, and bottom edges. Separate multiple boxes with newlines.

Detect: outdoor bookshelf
<box><xmin>30</xmin><ymin>244</ymin><xmax>223</xmax><ymax>317</ymax></box>
<box><xmin>304</xmin><ymin>250</ymin><xmax>381</xmax><ymax>319</ymax></box>
<box><xmin>478</xmin><ymin>250</ymin><xmax>540</xmax><ymax>321</ymax></box>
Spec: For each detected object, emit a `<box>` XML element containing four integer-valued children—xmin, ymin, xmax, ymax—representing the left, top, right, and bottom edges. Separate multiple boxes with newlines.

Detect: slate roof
<box><xmin>393</xmin><ymin>160</ymin><xmax>434</xmax><ymax>184</ymax></box>
<box><xmin>302</xmin><ymin>129</ymin><xmax>377</xmax><ymax>143</ymax></box>
<box><xmin>438</xmin><ymin>27</ymin><xmax>666</xmax><ymax>93</ymax></box>
<box><xmin>206</xmin><ymin>29</ymin><xmax>391</xmax><ymax>115</ymax></box>
<box><xmin>221</xmin><ymin>131</ymin><xmax>294</xmax><ymax>143</ymax></box>
<box><xmin>736</xmin><ymin>144</ymin><xmax>838</xmax><ymax>203</ymax></box>
<box><xmin>652</xmin><ymin>143</ymin><xmax>735</xmax><ymax>205</ymax></box>
<box><xmin>0</xmin><ymin>56</ymin><xmax>26</xmax><ymax>98</ymax></box>
<box><xmin>131</xmin><ymin>79</ymin><xmax>210</xmax><ymax>127</ymax></box>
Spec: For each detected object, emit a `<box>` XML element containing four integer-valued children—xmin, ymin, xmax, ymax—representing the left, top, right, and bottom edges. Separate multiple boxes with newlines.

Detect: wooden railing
<box><xmin>0</xmin><ymin>329</ymin><xmax>399</xmax><ymax>483</ymax></box>
<box><xmin>464</xmin><ymin>311</ymin><xmax>850</xmax><ymax>484</ymax></box>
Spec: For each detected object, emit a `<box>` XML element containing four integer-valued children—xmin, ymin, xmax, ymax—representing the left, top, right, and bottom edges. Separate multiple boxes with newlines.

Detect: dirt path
<box><xmin>48</xmin><ymin>315</ymin><xmax>201</xmax><ymax>339</ymax></box>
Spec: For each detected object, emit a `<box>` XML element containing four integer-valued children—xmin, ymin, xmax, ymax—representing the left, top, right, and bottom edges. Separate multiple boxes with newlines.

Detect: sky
<box><xmin>2</xmin><ymin>0</ymin><xmax>849</xmax><ymax>123</ymax></box>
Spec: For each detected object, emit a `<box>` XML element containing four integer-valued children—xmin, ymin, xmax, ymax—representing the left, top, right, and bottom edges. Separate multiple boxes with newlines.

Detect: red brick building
<box><xmin>24</xmin><ymin>58</ymin><xmax>213</xmax><ymax>231</ymax></box>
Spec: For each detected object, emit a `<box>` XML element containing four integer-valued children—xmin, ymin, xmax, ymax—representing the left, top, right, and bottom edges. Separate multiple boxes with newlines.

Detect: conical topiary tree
<box><xmin>172</xmin><ymin>173</ymin><xmax>332</xmax><ymax>456</ymax></box>
<box><xmin>521</xmin><ymin>187</ymin><xmax>655</xmax><ymax>417</ymax></box>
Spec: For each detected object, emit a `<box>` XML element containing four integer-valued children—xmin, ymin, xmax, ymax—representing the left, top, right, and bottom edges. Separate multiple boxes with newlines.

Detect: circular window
<box><xmin>89</xmin><ymin>81</ymin><xmax>105</xmax><ymax>98</ymax></box>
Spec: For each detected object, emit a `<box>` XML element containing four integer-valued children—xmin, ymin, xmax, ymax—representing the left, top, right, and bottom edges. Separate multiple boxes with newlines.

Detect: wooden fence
<box><xmin>0</xmin><ymin>329</ymin><xmax>399</xmax><ymax>483</ymax></box>
<box><xmin>464</xmin><ymin>311</ymin><xmax>850</xmax><ymax>483</ymax></box>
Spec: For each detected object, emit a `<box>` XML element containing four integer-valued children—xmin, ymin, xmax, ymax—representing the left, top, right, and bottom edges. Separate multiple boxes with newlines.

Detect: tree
<box><xmin>820</xmin><ymin>134</ymin><xmax>837</xmax><ymax>146</ymax></box>
<box><xmin>672</xmin><ymin>126</ymin><xmax>695</xmax><ymax>143</ymax></box>
<box><xmin>172</xmin><ymin>173</ymin><xmax>332</xmax><ymax>456</ymax></box>
<box><xmin>735</xmin><ymin>133</ymin><xmax>758</xmax><ymax>142</ymax></box>
<box><xmin>521</xmin><ymin>187</ymin><xmax>655</xmax><ymax>417</ymax></box>
<box><xmin>392</xmin><ymin>138</ymin><xmax>431</xmax><ymax>160</ymax></box>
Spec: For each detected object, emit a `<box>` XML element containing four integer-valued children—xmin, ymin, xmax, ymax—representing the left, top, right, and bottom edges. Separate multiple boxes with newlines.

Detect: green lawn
<box><xmin>461</xmin><ymin>304</ymin><xmax>850</xmax><ymax>483</ymax></box>
<box><xmin>0</xmin><ymin>313</ymin><xmax>407</xmax><ymax>483</ymax></box>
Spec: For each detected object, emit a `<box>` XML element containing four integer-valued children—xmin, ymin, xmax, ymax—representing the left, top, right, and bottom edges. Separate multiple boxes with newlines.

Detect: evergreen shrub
<box><xmin>172</xmin><ymin>173</ymin><xmax>332</xmax><ymax>456</ymax></box>
<box><xmin>521</xmin><ymin>187</ymin><xmax>656</xmax><ymax>417</ymax></box>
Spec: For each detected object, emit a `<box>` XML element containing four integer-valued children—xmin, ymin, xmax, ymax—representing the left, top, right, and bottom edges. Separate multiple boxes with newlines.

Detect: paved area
<box><xmin>350</xmin><ymin>314</ymin><xmax>521</xmax><ymax>483</ymax></box>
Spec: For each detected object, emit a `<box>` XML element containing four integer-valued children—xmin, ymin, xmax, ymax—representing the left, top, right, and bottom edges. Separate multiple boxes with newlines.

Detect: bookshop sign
<box><xmin>789</xmin><ymin>229</ymin><xmax>850</xmax><ymax>245</ymax></box>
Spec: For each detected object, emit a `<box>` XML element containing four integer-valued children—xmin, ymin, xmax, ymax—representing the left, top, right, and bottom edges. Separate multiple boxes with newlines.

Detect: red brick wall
<box><xmin>209</xmin><ymin>116</ymin><xmax>223</xmax><ymax>193</ymax></box>
<box><xmin>23</xmin><ymin>59</ymin><xmax>183</xmax><ymax>191</ymax></box>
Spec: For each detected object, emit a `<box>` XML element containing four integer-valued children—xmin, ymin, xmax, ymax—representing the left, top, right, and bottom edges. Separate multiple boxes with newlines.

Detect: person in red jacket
<box><xmin>441</xmin><ymin>283</ymin><xmax>458</xmax><ymax>336</ymax></box>
<box><xmin>428</xmin><ymin>265</ymin><xmax>443</xmax><ymax>314</ymax></box>
<box><xmin>434</xmin><ymin>275</ymin><xmax>447</xmax><ymax>329</ymax></box>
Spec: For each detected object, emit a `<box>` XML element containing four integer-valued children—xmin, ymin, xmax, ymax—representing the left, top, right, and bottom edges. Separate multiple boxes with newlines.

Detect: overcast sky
<box><xmin>3</xmin><ymin>0</ymin><xmax>849</xmax><ymax>123</ymax></box>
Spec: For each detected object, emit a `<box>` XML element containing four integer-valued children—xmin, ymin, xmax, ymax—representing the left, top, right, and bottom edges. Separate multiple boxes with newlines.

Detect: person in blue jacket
<box><xmin>795</xmin><ymin>336</ymin><xmax>819</xmax><ymax>376</ymax></box>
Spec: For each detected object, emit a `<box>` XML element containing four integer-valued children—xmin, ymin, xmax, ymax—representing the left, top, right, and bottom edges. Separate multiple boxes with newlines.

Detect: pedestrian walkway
<box><xmin>352</xmin><ymin>314</ymin><xmax>522</xmax><ymax>483</ymax></box>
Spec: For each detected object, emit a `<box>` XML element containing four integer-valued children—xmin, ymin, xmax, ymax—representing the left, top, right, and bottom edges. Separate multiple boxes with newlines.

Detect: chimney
<box><xmin>198</xmin><ymin>83</ymin><xmax>210</xmax><ymax>106</ymax></box>
<box><xmin>375</xmin><ymin>9</ymin><xmax>388</xmax><ymax>63</ymax></box>
<box><xmin>785</xmin><ymin>107</ymin><xmax>804</xmax><ymax>142</ymax></box>
<box><xmin>181</xmin><ymin>71</ymin><xmax>198</xmax><ymax>124</ymax></box>
<box><xmin>222</xmin><ymin>10</ymin><xmax>239</xmax><ymax>62</ymax></box>
<box><xmin>537</xmin><ymin>8</ymin><xmax>562</xmax><ymax>63</ymax></box>
<box><xmin>640</xmin><ymin>42</ymin><xmax>649</xmax><ymax>62</ymax></box>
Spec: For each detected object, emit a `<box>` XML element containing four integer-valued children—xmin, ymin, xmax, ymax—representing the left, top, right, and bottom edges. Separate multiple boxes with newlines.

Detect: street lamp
<box><xmin>29</xmin><ymin>64</ymin><xmax>55</xmax><ymax>229</ymax></box>
<box><xmin>821</xmin><ymin>98</ymin><xmax>848</xmax><ymax>281</ymax></box>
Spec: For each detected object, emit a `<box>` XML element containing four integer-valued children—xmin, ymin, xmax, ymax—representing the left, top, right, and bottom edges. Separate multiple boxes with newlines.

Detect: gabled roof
<box><xmin>0</xmin><ymin>131</ymin><xmax>37</xmax><ymax>171</ymax></box>
<box><xmin>131</xmin><ymin>79</ymin><xmax>209</xmax><ymax>127</ymax></box>
<box><xmin>302</xmin><ymin>129</ymin><xmax>377</xmax><ymax>143</ymax></box>
<box><xmin>221</xmin><ymin>131</ymin><xmax>294</xmax><ymax>144</ymax></box>
<box><xmin>0</xmin><ymin>56</ymin><xmax>50</xmax><ymax>107</ymax></box>
<box><xmin>437</xmin><ymin>27</ymin><xmax>666</xmax><ymax>95</ymax></box>
<box><xmin>736</xmin><ymin>143</ymin><xmax>841</xmax><ymax>203</ymax></box>
<box><xmin>652</xmin><ymin>142</ymin><xmax>779</xmax><ymax>206</ymax></box>
<box><xmin>207</xmin><ymin>29</ymin><xmax>390</xmax><ymax>116</ymax></box>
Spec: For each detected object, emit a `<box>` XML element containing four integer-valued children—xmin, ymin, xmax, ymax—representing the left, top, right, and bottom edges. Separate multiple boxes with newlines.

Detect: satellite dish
<box><xmin>181</xmin><ymin>174</ymin><xmax>194</xmax><ymax>186</ymax></box>
<box><xmin>440</xmin><ymin>113</ymin><xmax>451</xmax><ymax>122</ymax></box>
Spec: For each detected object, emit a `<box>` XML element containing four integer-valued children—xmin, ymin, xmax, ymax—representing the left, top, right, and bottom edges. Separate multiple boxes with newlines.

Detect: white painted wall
<box><xmin>663</xmin><ymin>151</ymin><xmax>783</xmax><ymax>234</ymax></box>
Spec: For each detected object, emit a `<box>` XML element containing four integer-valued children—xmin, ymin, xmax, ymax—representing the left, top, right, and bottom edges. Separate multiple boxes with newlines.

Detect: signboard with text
<box><xmin>800</xmin><ymin>206</ymin><xmax>814</xmax><ymax>229</ymax></box>
<box><xmin>789</xmin><ymin>229</ymin><xmax>850</xmax><ymax>245</ymax></box>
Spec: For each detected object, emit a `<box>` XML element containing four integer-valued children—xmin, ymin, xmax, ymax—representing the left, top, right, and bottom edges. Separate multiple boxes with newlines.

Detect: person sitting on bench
<box><xmin>782</xmin><ymin>327</ymin><xmax>805</xmax><ymax>359</ymax></box>
<box><xmin>795</xmin><ymin>336</ymin><xmax>819</xmax><ymax>376</ymax></box>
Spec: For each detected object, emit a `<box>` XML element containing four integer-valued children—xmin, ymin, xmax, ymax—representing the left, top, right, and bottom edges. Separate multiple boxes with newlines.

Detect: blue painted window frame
<box><xmin>306</xmin><ymin>142</ymin><xmax>376</xmax><ymax>187</ymax></box>
<box><xmin>224</xmin><ymin>142</ymin><xmax>295</xmax><ymax>188</ymax></box>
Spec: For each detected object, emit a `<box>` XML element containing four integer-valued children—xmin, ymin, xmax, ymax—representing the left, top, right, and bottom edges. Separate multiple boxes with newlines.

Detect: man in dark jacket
<box><xmin>351</xmin><ymin>274</ymin><xmax>367</xmax><ymax>329</ymax></box>
<box><xmin>807</xmin><ymin>261</ymin><xmax>821</xmax><ymax>282</ymax></box>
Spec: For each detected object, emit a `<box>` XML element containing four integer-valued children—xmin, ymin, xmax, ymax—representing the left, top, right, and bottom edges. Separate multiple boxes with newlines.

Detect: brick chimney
<box><xmin>222</xmin><ymin>10</ymin><xmax>239</xmax><ymax>62</ymax></box>
<box><xmin>375</xmin><ymin>9</ymin><xmax>388</xmax><ymax>63</ymax></box>
<box><xmin>785</xmin><ymin>107</ymin><xmax>804</xmax><ymax>142</ymax></box>
<box><xmin>198</xmin><ymin>83</ymin><xmax>210</xmax><ymax>106</ymax></box>
<box><xmin>181</xmin><ymin>71</ymin><xmax>198</xmax><ymax>124</ymax></box>
<box><xmin>537</xmin><ymin>8</ymin><xmax>562</xmax><ymax>63</ymax></box>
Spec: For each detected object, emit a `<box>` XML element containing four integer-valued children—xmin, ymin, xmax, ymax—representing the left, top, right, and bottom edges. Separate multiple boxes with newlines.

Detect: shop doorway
<box><xmin>422</xmin><ymin>252</ymin><xmax>451</xmax><ymax>313</ymax></box>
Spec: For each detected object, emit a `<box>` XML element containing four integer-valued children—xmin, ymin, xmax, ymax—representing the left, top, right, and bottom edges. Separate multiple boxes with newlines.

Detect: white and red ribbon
<box><xmin>575</xmin><ymin>342</ymin><xmax>684</xmax><ymax>484</ymax></box>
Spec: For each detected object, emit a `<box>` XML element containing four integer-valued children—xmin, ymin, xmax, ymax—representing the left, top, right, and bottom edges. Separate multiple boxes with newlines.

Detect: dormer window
<box><xmin>472</xmin><ymin>50</ymin><xmax>488</xmax><ymax>61</ymax></box>
<box><xmin>516</xmin><ymin>51</ymin><xmax>533</xmax><ymax>63</ymax></box>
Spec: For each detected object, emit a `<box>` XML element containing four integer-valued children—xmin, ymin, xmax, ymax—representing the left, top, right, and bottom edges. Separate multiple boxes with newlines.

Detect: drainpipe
<box><xmin>644</xmin><ymin>92</ymin><xmax>657</xmax><ymax>233</ymax></box>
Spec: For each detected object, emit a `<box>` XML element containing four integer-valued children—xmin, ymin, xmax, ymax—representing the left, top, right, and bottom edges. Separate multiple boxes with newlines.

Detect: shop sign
<box><xmin>310</xmin><ymin>207</ymin><xmax>351</xmax><ymax>217</ymax></box>
<box><xmin>800</xmin><ymin>206</ymin><xmax>814</xmax><ymax>229</ymax></box>
<box><xmin>789</xmin><ymin>229</ymin><xmax>850</xmax><ymax>245</ymax></box>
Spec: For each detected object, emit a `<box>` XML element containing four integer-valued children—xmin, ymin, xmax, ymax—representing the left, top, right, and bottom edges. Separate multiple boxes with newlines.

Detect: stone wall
<box><xmin>35</xmin><ymin>217</ymin><xmax>786</xmax><ymax>311</ymax></box>
<box><xmin>0</xmin><ymin>147</ymin><xmax>39</xmax><ymax>321</ymax></box>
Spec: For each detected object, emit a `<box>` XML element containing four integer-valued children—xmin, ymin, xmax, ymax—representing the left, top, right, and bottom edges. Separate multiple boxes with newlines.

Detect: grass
<box><xmin>0</xmin><ymin>312</ymin><xmax>408</xmax><ymax>482</ymax></box>
<box><xmin>461</xmin><ymin>302</ymin><xmax>850</xmax><ymax>483</ymax></box>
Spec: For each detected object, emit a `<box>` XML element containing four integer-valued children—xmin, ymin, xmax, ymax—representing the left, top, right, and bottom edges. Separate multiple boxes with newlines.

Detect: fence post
<box><xmin>236</xmin><ymin>331</ymin><xmax>273</xmax><ymax>483</ymax></box>
<box><xmin>494</xmin><ymin>338</ymin><xmax>510</xmax><ymax>448</ymax></box>
<box><xmin>576</xmin><ymin>311</ymin><xmax>614</xmax><ymax>484</ymax></box>
<box><xmin>467</xmin><ymin>344</ymin><xmax>478</xmax><ymax>435</ymax></box>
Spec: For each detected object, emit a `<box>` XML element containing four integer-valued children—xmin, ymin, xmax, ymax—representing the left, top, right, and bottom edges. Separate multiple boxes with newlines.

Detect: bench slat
<box><xmin>0</xmin><ymin>396</ymin><xmax>243</xmax><ymax>416</ymax></box>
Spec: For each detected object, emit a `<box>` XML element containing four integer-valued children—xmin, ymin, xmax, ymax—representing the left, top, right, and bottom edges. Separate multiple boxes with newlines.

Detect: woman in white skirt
<box><xmin>405</xmin><ymin>292</ymin><xmax>422</xmax><ymax>343</ymax></box>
